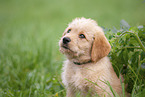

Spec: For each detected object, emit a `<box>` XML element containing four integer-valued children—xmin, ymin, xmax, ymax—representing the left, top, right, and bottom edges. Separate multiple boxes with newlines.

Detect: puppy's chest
<box><xmin>65</xmin><ymin>66</ymin><xmax>94</xmax><ymax>89</ymax></box>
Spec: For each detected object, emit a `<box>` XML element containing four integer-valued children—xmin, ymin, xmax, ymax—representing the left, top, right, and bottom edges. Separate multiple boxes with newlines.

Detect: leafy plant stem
<box><xmin>117</xmin><ymin>31</ymin><xmax>133</xmax><ymax>38</ymax></box>
<box><xmin>121</xmin><ymin>83</ymin><xmax>125</xmax><ymax>97</ymax></box>
<box><xmin>131</xmin><ymin>55</ymin><xmax>141</xmax><ymax>97</ymax></box>
<box><xmin>117</xmin><ymin>31</ymin><xmax>145</xmax><ymax>52</ymax></box>
<box><xmin>132</xmin><ymin>33</ymin><xmax>145</xmax><ymax>52</ymax></box>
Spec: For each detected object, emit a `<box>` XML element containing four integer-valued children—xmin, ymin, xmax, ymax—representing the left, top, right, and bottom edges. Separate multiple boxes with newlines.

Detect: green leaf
<box><xmin>130</xmin><ymin>51</ymin><xmax>139</xmax><ymax>65</ymax></box>
<box><xmin>123</xmin><ymin>48</ymin><xmax>129</xmax><ymax>64</ymax></box>
<box><xmin>138</xmin><ymin>26</ymin><xmax>145</xmax><ymax>42</ymax></box>
<box><xmin>135</xmin><ymin>88</ymin><xmax>145</xmax><ymax>97</ymax></box>
<box><xmin>141</xmin><ymin>52</ymin><xmax>145</xmax><ymax>61</ymax></box>
<box><xmin>129</xmin><ymin>26</ymin><xmax>138</xmax><ymax>33</ymax></box>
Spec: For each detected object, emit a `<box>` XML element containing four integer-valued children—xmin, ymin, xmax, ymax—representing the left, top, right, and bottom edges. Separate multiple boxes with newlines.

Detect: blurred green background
<box><xmin>0</xmin><ymin>0</ymin><xmax>145</xmax><ymax>96</ymax></box>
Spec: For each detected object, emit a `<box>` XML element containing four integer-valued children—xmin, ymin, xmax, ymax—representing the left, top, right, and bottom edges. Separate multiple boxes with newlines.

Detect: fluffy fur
<box><xmin>59</xmin><ymin>17</ymin><xmax>122</xmax><ymax>97</ymax></box>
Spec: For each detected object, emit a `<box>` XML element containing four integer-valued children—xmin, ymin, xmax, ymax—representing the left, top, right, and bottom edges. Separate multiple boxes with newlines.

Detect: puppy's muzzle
<box><xmin>63</xmin><ymin>37</ymin><xmax>71</xmax><ymax>44</ymax></box>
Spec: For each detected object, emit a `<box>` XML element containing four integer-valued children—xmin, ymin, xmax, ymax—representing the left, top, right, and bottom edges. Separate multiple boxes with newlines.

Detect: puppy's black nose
<box><xmin>63</xmin><ymin>37</ymin><xmax>71</xmax><ymax>44</ymax></box>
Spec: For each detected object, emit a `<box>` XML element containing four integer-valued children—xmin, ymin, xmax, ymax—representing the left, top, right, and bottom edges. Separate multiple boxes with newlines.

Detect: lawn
<box><xmin>0</xmin><ymin>0</ymin><xmax>145</xmax><ymax>97</ymax></box>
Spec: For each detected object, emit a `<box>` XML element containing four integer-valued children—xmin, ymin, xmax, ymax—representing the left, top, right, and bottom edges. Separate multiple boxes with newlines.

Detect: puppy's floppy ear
<box><xmin>91</xmin><ymin>33</ymin><xmax>111</xmax><ymax>62</ymax></box>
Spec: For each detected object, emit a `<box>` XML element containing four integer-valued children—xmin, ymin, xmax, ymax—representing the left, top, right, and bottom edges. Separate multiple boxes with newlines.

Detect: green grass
<box><xmin>0</xmin><ymin>0</ymin><xmax>145</xmax><ymax>97</ymax></box>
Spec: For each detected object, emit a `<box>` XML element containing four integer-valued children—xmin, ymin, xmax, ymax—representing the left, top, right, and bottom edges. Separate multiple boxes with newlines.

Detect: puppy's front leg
<box><xmin>66</xmin><ymin>88</ymin><xmax>75</xmax><ymax>97</ymax></box>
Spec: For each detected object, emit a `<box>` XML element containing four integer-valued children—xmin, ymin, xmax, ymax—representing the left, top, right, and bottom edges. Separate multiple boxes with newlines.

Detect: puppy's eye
<box><xmin>67</xmin><ymin>29</ymin><xmax>71</xmax><ymax>33</ymax></box>
<box><xmin>79</xmin><ymin>34</ymin><xmax>85</xmax><ymax>38</ymax></box>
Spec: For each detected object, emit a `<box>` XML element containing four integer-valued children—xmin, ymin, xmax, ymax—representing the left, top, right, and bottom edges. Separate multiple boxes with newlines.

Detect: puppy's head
<box><xmin>59</xmin><ymin>17</ymin><xmax>111</xmax><ymax>63</ymax></box>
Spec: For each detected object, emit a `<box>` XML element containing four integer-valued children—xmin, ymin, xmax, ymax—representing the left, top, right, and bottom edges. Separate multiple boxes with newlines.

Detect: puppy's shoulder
<box><xmin>92</xmin><ymin>56</ymin><xmax>112</xmax><ymax>69</ymax></box>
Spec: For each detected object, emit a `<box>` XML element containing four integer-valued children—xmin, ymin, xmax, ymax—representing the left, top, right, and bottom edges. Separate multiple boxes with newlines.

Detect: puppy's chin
<box><xmin>60</xmin><ymin>46</ymin><xmax>72</xmax><ymax>54</ymax></box>
<box><xmin>59</xmin><ymin>45</ymin><xmax>78</xmax><ymax>59</ymax></box>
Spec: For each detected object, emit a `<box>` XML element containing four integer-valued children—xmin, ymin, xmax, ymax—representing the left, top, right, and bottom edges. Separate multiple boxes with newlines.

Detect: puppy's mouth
<box><xmin>62</xmin><ymin>44</ymin><xmax>70</xmax><ymax>49</ymax></box>
<box><xmin>62</xmin><ymin>45</ymin><xmax>69</xmax><ymax>49</ymax></box>
<box><xmin>61</xmin><ymin>44</ymin><xmax>73</xmax><ymax>52</ymax></box>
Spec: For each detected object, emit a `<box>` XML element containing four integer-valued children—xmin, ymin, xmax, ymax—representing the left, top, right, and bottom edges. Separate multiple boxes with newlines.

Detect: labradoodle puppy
<box><xmin>59</xmin><ymin>17</ymin><xmax>123</xmax><ymax>97</ymax></box>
